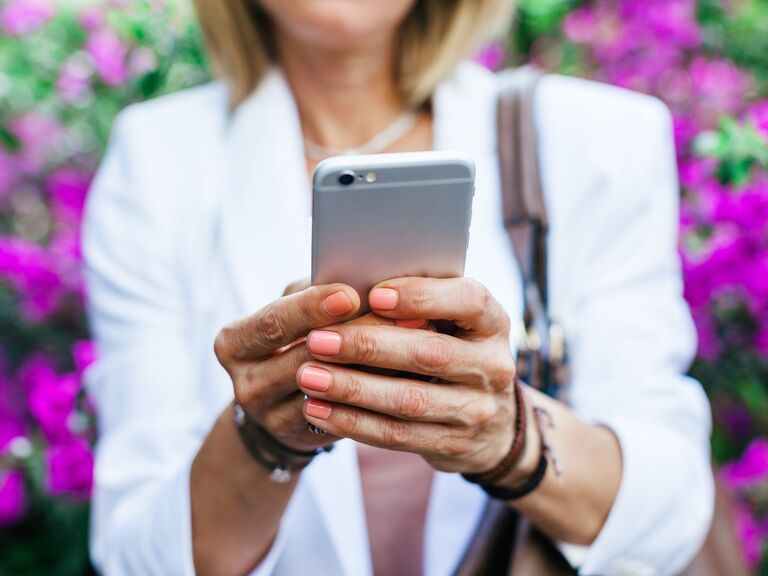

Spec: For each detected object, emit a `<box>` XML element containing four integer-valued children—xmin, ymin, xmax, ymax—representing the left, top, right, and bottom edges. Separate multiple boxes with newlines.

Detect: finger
<box><xmin>306</xmin><ymin>325</ymin><xmax>515</xmax><ymax>386</ymax></box>
<box><xmin>215</xmin><ymin>284</ymin><xmax>361</xmax><ymax>363</ymax></box>
<box><xmin>302</xmin><ymin>397</ymin><xmax>451</xmax><ymax>457</ymax></box>
<box><xmin>234</xmin><ymin>312</ymin><xmax>402</xmax><ymax>408</ymax></box>
<box><xmin>258</xmin><ymin>392</ymin><xmax>339</xmax><ymax>450</ymax></box>
<box><xmin>283</xmin><ymin>279</ymin><xmax>310</xmax><ymax>297</ymax></box>
<box><xmin>296</xmin><ymin>362</ymin><xmax>476</xmax><ymax>424</ymax></box>
<box><xmin>368</xmin><ymin>277</ymin><xmax>509</xmax><ymax>337</ymax></box>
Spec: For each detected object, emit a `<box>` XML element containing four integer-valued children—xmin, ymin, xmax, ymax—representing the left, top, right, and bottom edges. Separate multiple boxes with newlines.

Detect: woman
<box><xmin>83</xmin><ymin>1</ymin><xmax>714</xmax><ymax>575</ymax></box>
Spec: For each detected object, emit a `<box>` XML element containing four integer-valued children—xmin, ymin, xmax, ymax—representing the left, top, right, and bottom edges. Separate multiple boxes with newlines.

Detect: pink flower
<box><xmin>73</xmin><ymin>341</ymin><xmax>97</xmax><ymax>377</ymax></box>
<box><xmin>56</xmin><ymin>56</ymin><xmax>94</xmax><ymax>104</ymax></box>
<box><xmin>7</xmin><ymin>112</ymin><xmax>62</xmax><ymax>175</ymax></box>
<box><xmin>690</xmin><ymin>57</ymin><xmax>752</xmax><ymax>116</ymax></box>
<box><xmin>86</xmin><ymin>29</ymin><xmax>130</xmax><ymax>87</ymax></box>
<box><xmin>0</xmin><ymin>0</ymin><xmax>54</xmax><ymax>36</ymax></box>
<box><xmin>0</xmin><ymin>150</ymin><xmax>21</xmax><ymax>198</ymax></box>
<box><xmin>78</xmin><ymin>5</ymin><xmax>103</xmax><ymax>31</ymax></box>
<box><xmin>45</xmin><ymin>438</ymin><xmax>93</xmax><ymax>498</ymax></box>
<box><xmin>0</xmin><ymin>237</ymin><xmax>63</xmax><ymax>320</ymax></box>
<box><xmin>0</xmin><ymin>471</ymin><xmax>26</xmax><ymax>525</ymax></box>
<box><xmin>473</xmin><ymin>43</ymin><xmax>506</xmax><ymax>72</ymax></box>
<box><xmin>46</xmin><ymin>167</ymin><xmax>91</xmax><ymax>223</ymax></box>
<box><xmin>22</xmin><ymin>356</ymin><xmax>80</xmax><ymax>443</ymax></box>
<box><xmin>747</xmin><ymin>101</ymin><xmax>768</xmax><ymax>138</ymax></box>
<box><xmin>722</xmin><ymin>439</ymin><xmax>768</xmax><ymax>490</ymax></box>
<box><xmin>731</xmin><ymin>502</ymin><xmax>768</xmax><ymax>569</ymax></box>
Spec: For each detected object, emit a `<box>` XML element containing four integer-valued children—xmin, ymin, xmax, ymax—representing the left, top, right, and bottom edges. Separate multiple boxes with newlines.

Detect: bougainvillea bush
<box><xmin>0</xmin><ymin>0</ymin><xmax>767</xmax><ymax>573</ymax></box>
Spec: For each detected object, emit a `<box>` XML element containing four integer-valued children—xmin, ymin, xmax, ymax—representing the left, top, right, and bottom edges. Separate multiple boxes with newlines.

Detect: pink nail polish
<box><xmin>308</xmin><ymin>331</ymin><xmax>342</xmax><ymax>356</ymax></box>
<box><xmin>370</xmin><ymin>288</ymin><xmax>398</xmax><ymax>310</ymax></box>
<box><xmin>300</xmin><ymin>366</ymin><xmax>332</xmax><ymax>392</ymax></box>
<box><xmin>306</xmin><ymin>398</ymin><xmax>333</xmax><ymax>420</ymax></box>
<box><xmin>395</xmin><ymin>318</ymin><xmax>427</xmax><ymax>329</ymax></box>
<box><xmin>322</xmin><ymin>291</ymin><xmax>353</xmax><ymax>317</ymax></box>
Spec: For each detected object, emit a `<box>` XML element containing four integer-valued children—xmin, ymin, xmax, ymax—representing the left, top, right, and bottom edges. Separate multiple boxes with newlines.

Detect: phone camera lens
<box><xmin>338</xmin><ymin>171</ymin><xmax>355</xmax><ymax>186</ymax></box>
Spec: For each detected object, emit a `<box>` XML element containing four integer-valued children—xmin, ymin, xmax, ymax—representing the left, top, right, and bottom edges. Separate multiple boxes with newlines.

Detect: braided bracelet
<box><xmin>461</xmin><ymin>378</ymin><xmax>527</xmax><ymax>486</ymax></box>
<box><xmin>233</xmin><ymin>404</ymin><xmax>332</xmax><ymax>483</ymax></box>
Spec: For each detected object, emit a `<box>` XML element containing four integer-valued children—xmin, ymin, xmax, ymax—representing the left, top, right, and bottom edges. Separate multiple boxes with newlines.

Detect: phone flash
<box><xmin>365</xmin><ymin>172</ymin><xmax>377</xmax><ymax>183</ymax></box>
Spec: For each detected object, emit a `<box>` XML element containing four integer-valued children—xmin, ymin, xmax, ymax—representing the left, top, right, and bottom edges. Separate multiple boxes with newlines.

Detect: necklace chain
<box><xmin>303</xmin><ymin>109</ymin><xmax>420</xmax><ymax>161</ymax></box>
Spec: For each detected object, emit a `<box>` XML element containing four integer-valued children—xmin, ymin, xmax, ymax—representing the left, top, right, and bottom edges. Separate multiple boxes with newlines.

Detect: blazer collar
<box><xmin>219</xmin><ymin>62</ymin><xmax>494</xmax><ymax>576</ymax></box>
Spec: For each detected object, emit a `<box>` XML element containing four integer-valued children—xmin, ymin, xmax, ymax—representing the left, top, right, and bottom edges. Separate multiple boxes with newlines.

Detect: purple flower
<box><xmin>0</xmin><ymin>0</ymin><xmax>54</xmax><ymax>36</ymax></box>
<box><xmin>722</xmin><ymin>439</ymin><xmax>768</xmax><ymax>490</ymax></box>
<box><xmin>0</xmin><ymin>150</ymin><xmax>21</xmax><ymax>198</ymax></box>
<box><xmin>86</xmin><ymin>29</ymin><xmax>130</xmax><ymax>87</ymax></box>
<box><xmin>0</xmin><ymin>237</ymin><xmax>63</xmax><ymax>320</ymax></box>
<box><xmin>45</xmin><ymin>437</ymin><xmax>93</xmax><ymax>498</ymax></box>
<box><xmin>473</xmin><ymin>43</ymin><xmax>505</xmax><ymax>71</ymax></box>
<box><xmin>563</xmin><ymin>7</ymin><xmax>597</xmax><ymax>44</ymax></box>
<box><xmin>73</xmin><ymin>341</ymin><xmax>97</xmax><ymax>377</ymax></box>
<box><xmin>690</xmin><ymin>57</ymin><xmax>751</xmax><ymax>116</ymax></box>
<box><xmin>8</xmin><ymin>112</ymin><xmax>62</xmax><ymax>175</ymax></box>
<box><xmin>77</xmin><ymin>5</ymin><xmax>103</xmax><ymax>31</ymax></box>
<box><xmin>731</xmin><ymin>502</ymin><xmax>768</xmax><ymax>569</ymax></box>
<box><xmin>46</xmin><ymin>167</ymin><xmax>91</xmax><ymax>223</ymax></box>
<box><xmin>56</xmin><ymin>56</ymin><xmax>94</xmax><ymax>104</ymax></box>
<box><xmin>0</xmin><ymin>471</ymin><xmax>26</xmax><ymax>525</ymax></box>
<box><xmin>747</xmin><ymin>101</ymin><xmax>768</xmax><ymax>138</ymax></box>
<box><xmin>22</xmin><ymin>356</ymin><xmax>80</xmax><ymax>443</ymax></box>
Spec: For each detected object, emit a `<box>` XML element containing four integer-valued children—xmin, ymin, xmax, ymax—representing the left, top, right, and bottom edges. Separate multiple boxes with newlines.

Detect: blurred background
<box><xmin>0</xmin><ymin>0</ymin><xmax>767</xmax><ymax>574</ymax></box>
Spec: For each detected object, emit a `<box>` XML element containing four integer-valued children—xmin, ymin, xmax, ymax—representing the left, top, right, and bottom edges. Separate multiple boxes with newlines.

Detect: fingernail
<box><xmin>396</xmin><ymin>318</ymin><xmax>427</xmax><ymax>329</ymax></box>
<box><xmin>306</xmin><ymin>398</ymin><xmax>333</xmax><ymax>420</ymax></box>
<box><xmin>308</xmin><ymin>331</ymin><xmax>342</xmax><ymax>356</ymax></box>
<box><xmin>370</xmin><ymin>288</ymin><xmax>398</xmax><ymax>310</ymax></box>
<box><xmin>300</xmin><ymin>366</ymin><xmax>332</xmax><ymax>392</ymax></box>
<box><xmin>322</xmin><ymin>291</ymin><xmax>353</xmax><ymax>317</ymax></box>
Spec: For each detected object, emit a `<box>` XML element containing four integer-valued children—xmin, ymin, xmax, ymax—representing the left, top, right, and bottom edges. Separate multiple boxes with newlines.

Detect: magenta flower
<box><xmin>690</xmin><ymin>57</ymin><xmax>751</xmax><ymax>116</ymax></box>
<box><xmin>0</xmin><ymin>0</ymin><xmax>54</xmax><ymax>36</ymax></box>
<box><xmin>85</xmin><ymin>29</ymin><xmax>130</xmax><ymax>87</ymax></box>
<box><xmin>473</xmin><ymin>43</ymin><xmax>505</xmax><ymax>72</ymax></box>
<box><xmin>0</xmin><ymin>237</ymin><xmax>63</xmax><ymax>321</ymax></box>
<box><xmin>732</xmin><ymin>502</ymin><xmax>768</xmax><ymax>568</ymax></box>
<box><xmin>73</xmin><ymin>341</ymin><xmax>97</xmax><ymax>377</ymax></box>
<box><xmin>722</xmin><ymin>439</ymin><xmax>768</xmax><ymax>490</ymax></box>
<box><xmin>77</xmin><ymin>5</ymin><xmax>103</xmax><ymax>31</ymax></box>
<box><xmin>45</xmin><ymin>438</ymin><xmax>93</xmax><ymax>498</ymax></box>
<box><xmin>747</xmin><ymin>101</ymin><xmax>768</xmax><ymax>138</ymax></box>
<box><xmin>0</xmin><ymin>471</ymin><xmax>26</xmax><ymax>525</ymax></box>
<box><xmin>0</xmin><ymin>150</ymin><xmax>21</xmax><ymax>198</ymax></box>
<box><xmin>22</xmin><ymin>356</ymin><xmax>80</xmax><ymax>443</ymax></box>
<box><xmin>56</xmin><ymin>56</ymin><xmax>94</xmax><ymax>104</ymax></box>
<box><xmin>7</xmin><ymin>112</ymin><xmax>62</xmax><ymax>175</ymax></box>
<box><xmin>563</xmin><ymin>7</ymin><xmax>598</xmax><ymax>44</ymax></box>
<box><xmin>46</xmin><ymin>167</ymin><xmax>92</xmax><ymax>223</ymax></box>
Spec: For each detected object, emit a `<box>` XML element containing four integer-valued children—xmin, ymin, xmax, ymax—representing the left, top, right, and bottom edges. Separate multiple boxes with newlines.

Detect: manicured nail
<box><xmin>306</xmin><ymin>398</ymin><xmax>333</xmax><ymax>420</ymax></box>
<box><xmin>395</xmin><ymin>318</ymin><xmax>428</xmax><ymax>329</ymax></box>
<box><xmin>322</xmin><ymin>291</ymin><xmax>353</xmax><ymax>317</ymax></box>
<box><xmin>370</xmin><ymin>288</ymin><xmax>398</xmax><ymax>310</ymax></box>
<box><xmin>308</xmin><ymin>331</ymin><xmax>342</xmax><ymax>356</ymax></box>
<box><xmin>300</xmin><ymin>366</ymin><xmax>332</xmax><ymax>392</ymax></box>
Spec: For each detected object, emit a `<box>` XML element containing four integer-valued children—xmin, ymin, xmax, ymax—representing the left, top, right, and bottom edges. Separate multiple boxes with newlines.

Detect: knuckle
<box><xmin>409</xmin><ymin>284</ymin><xmax>434</xmax><ymax>314</ymax></box>
<box><xmin>337</xmin><ymin>372</ymin><xmax>364</xmax><ymax>405</ymax></box>
<box><xmin>214</xmin><ymin>327</ymin><xmax>236</xmax><ymax>365</ymax></box>
<box><xmin>412</xmin><ymin>335</ymin><xmax>453</xmax><ymax>373</ymax></box>
<box><xmin>350</xmin><ymin>329</ymin><xmax>379</xmax><ymax>364</ymax></box>
<box><xmin>256</xmin><ymin>307</ymin><xmax>288</xmax><ymax>347</ymax></box>
<box><xmin>469</xmin><ymin>397</ymin><xmax>500</xmax><ymax>429</ymax></box>
<box><xmin>464</xmin><ymin>278</ymin><xmax>491</xmax><ymax>315</ymax></box>
<box><xmin>443</xmin><ymin>438</ymin><xmax>470</xmax><ymax>460</ymax></box>
<box><xmin>381</xmin><ymin>419</ymin><xmax>410</xmax><ymax>449</ymax></box>
<box><xmin>394</xmin><ymin>384</ymin><xmax>431</xmax><ymax>420</ymax></box>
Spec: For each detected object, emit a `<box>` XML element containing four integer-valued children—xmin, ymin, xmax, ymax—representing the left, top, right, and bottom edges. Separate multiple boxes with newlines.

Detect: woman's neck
<box><xmin>275</xmin><ymin>29</ymin><xmax>409</xmax><ymax>152</ymax></box>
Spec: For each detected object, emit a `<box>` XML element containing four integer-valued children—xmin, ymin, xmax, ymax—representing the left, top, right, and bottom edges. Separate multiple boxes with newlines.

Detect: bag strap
<box><xmin>497</xmin><ymin>65</ymin><xmax>567</xmax><ymax>397</ymax></box>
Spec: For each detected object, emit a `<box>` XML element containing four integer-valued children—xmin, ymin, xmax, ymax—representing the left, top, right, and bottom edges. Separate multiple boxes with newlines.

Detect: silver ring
<box><xmin>307</xmin><ymin>422</ymin><xmax>328</xmax><ymax>436</ymax></box>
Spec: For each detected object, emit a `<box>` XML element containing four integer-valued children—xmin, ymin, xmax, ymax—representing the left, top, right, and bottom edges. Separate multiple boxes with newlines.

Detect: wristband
<box><xmin>233</xmin><ymin>404</ymin><xmax>332</xmax><ymax>483</ymax></box>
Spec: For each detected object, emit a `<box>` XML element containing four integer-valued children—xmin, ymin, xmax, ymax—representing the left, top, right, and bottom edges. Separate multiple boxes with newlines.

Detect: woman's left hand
<box><xmin>298</xmin><ymin>277</ymin><xmax>517</xmax><ymax>474</ymax></box>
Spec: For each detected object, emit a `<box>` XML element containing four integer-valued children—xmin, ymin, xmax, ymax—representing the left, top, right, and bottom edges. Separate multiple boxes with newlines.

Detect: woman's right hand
<box><xmin>213</xmin><ymin>282</ymin><xmax>363</xmax><ymax>450</ymax></box>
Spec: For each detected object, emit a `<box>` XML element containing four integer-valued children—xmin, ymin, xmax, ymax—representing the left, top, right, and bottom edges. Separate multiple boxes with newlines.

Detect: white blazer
<box><xmin>83</xmin><ymin>62</ymin><xmax>713</xmax><ymax>576</ymax></box>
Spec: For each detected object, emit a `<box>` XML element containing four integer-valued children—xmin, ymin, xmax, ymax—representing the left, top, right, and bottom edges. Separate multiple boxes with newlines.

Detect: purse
<box><xmin>453</xmin><ymin>66</ymin><xmax>749</xmax><ymax>576</ymax></box>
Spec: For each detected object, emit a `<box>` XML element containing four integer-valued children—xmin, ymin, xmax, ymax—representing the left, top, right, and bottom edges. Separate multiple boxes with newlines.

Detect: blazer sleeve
<box><xmin>82</xmin><ymin>108</ymin><xmax>288</xmax><ymax>575</ymax></box>
<box><xmin>538</xmin><ymin>79</ymin><xmax>714</xmax><ymax>576</ymax></box>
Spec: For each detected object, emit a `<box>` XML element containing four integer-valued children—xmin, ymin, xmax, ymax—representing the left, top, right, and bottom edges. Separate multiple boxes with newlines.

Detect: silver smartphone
<box><xmin>311</xmin><ymin>151</ymin><xmax>475</xmax><ymax>302</ymax></box>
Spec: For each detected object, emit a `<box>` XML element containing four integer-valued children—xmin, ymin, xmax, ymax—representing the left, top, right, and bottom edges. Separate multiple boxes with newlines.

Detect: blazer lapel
<box><xmin>219</xmin><ymin>69</ymin><xmax>312</xmax><ymax>317</ymax></box>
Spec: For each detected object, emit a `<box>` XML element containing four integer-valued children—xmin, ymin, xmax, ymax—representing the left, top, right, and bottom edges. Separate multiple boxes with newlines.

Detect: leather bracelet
<box><xmin>461</xmin><ymin>378</ymin><xmax>527</xmax><ymax>486</ymax></box>
<box><xmin>479</xmin><ymin>442</ymin><xmax>548</xmax><ymax>500</ymax></box>
<box><xmin>233</xmin><ymin>404</ymin><xmax>332</xmax><ymax>483</ymax></box>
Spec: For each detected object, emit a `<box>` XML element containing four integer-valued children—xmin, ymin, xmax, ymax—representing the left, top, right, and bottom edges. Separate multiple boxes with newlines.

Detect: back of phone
<box><xmin>311</xmin><ymin>151</ymin><xmax>475</xmax><ymax>301</ymax></box>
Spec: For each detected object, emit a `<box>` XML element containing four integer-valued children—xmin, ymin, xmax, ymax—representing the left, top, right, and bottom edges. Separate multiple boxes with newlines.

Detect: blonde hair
<box><xmin>192</xmin><ymin>0</ymin><xmax>516</xmax><ymax>107</ymax></box>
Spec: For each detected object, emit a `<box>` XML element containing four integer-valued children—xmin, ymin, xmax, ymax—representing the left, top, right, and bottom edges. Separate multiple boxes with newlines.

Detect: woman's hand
<box><xmin>298</xmin><ymin>277</ymin><xmax>518</xmax><ymax>474</ymax></box>
<box><xmin>213</xmin><ymin>281</ymin><xmax>368</xmax><ymax>450</ymax></box>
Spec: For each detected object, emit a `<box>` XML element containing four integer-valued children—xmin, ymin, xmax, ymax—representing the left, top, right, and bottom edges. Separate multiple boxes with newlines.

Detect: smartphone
<box><xmin>311</xmin><ymin>151</ymin><xmax>475</xmax><ymax>303</ymax></box>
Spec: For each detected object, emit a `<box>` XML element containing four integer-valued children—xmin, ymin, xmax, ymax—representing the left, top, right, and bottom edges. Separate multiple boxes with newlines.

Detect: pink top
<box><xmin>357</xmin><ymin>443</ymin><xmax>435</xmax><ymax>576</ymax></box>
